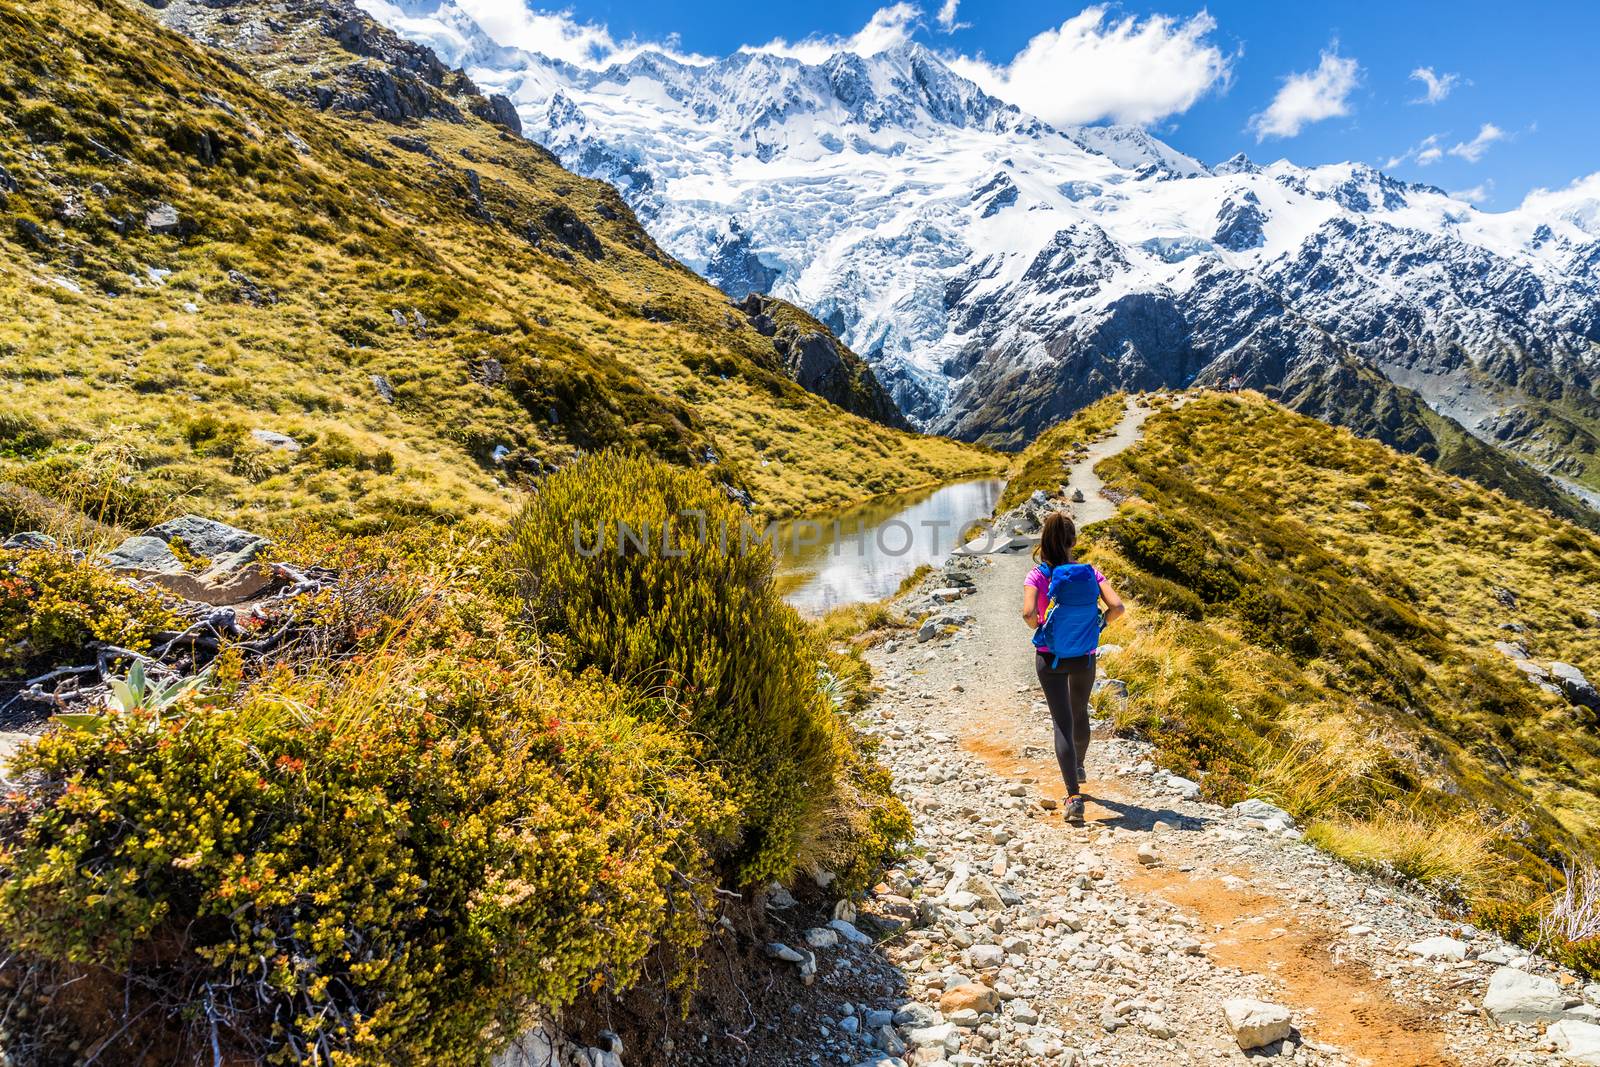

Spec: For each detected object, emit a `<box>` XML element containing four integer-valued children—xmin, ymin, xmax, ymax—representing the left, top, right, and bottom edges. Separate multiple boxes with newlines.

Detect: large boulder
<box><xmin>1552</xmin><ymin>1019</ymin><xmax>1600</xmax><ymax>1065</ymax></box>
<box><xmin>1483</xmin><ymin>966</ymin><xmax>1567</xmax><ymax>1023</ymax></box>
<box><xmin>1221</xmin><ymin>998</ymin><xmax>1292</xmax><ymax>1050</ymax></box>
<box><xmin>1549</xmin><ymin>662</ymin><xmax>1600</xmax><ymax>711</ymax></box>
<box><xmin>145</xmin><ymin>515</ymin><xmax>269</xmax><ymax>566</ymax></box>
<box><xmin>102</xmin><ymin>534</ymin><xmax>185</xmax><ymax>575</ymax></box>
<box><xmin>145</xmin><ymin>202</ymin><xmax>182</xmax><ymax>235</ymax></box>
<box><xmin>104</xmin><ymin>516</ymin><xmax>276</xmax><ymax>605</ymax></box>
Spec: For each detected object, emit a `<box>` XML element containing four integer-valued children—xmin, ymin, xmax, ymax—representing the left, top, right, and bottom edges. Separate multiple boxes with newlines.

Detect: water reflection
<box><xmin>773</xmin><ymin>479</ymin><xmax>1004</xmax><ymax>614</ymax></box>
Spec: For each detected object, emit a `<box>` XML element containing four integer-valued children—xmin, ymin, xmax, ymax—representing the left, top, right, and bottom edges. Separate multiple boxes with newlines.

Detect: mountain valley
<box><xmin>361</xmin><ymin>0</ymin><xmax>1600</xmax><ymax>517</ymax></box>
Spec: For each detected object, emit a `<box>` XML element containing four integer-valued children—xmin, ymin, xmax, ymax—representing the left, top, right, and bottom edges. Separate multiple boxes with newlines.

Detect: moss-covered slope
<box><xmin>0</xmin><ymin>0</ymin><xmax>996</xmax><ymax>533</ymax></box>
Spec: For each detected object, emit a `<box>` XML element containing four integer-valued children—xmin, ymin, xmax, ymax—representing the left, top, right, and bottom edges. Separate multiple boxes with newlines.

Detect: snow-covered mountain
<box><xmin>361</xmin><ymin>0</ymin><xmax>1600</xmax><ymax>502</ymax></box>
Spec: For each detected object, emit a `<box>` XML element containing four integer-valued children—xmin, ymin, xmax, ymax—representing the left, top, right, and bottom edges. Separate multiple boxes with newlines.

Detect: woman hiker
<box><xmin>1021</xmin><ymin>512</ymin><xmax>1125</xmax><ymax>824</ymax></box>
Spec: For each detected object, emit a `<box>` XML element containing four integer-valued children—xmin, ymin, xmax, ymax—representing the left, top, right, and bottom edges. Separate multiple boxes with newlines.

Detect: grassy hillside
<box><xmin>0</xmin><ymin>0</ymin><xmax>996</xmax><ymax>536</ymax></box>
<box><xmin>1273</xmin><ymin>355</ymin><xmax>1600</xmax><ymax>531</ymax></box>
<box><xmin>997</xmin><ymin>391</ymin><xmax>1126</xmax><ymax>511</ymax></box>
<box><xmin>1485</xmin><ymin>389</ymin><xmax>1600</xmax><ymax>497</ymax></box>
<box><xmin>1076</xmin><ymin>394</ymin><xmax>1600</xmax><ymax>963</ymax></box>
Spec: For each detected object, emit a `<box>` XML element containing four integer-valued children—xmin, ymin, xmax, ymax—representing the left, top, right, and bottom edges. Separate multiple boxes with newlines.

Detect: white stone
<box><xmin>251</xmin><ymin>428</ymin><xmax>301</xmax><ymax>452</ymax></box>
<box><xmin>1407</xmin><ymin>936</ymin><xmax>1470</xmax><ymax>960</ymax></box>
<box><xmin>1222</xmin><ymin>998</ymin><xmax>1293</xmax><ymax>1050</ymax></box>
<box><xmin>907</xmin><ymin>1022</ymin><xmax>959</xmax><ymax>1051</ymax></box>
<box><xmin>1484</xmin><ymin>966</ymin><xmax>1567</xmax><ymax>1023</ymax></box>
<box><xmin>1229</xmin><ymin>798</ymin><xmax>1295</xmax><ymax>826</ymax></box>
<box><xmin>893</xmin><ymin>1002</ymin><xmax>938</xmax><ymax>1028</ymax></box>
<box><xmin>1552</xmin><ymin>1019</ymin><xmax>1600</xmax><ymax>1064</ymax></box>
<box><xmin>945</xmin><ymin>890</ymin><xmax>981</xmax><ymax>912</ymax></box>
<box><xmin>969</xmin><ymin>944</ymin><xmax>1004</xmax><ymax>969</ymax></box>
<box><xmin>829</xmin><ymin>918</ymin><xmax>874</xmax><ymax>945</ymax></box>
<box><xmin>804</xmin><ymin>926</ymin><xmax>841</xmax><ymax>949</ymax></box>
<box><xmin>1164</xmin><ymin>774</ymin><xmax>1201</xmax><ymax>799</ymax></box>
<box><xmin>764</xmin><ymin>942</ymin><xmax>803</xmax><ymax>963</ymax></box>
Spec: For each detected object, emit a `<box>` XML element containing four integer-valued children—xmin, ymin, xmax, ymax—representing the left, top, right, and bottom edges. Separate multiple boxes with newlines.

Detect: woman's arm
<box><xmin>1099</xmin><ymin>580</ymin><xmax>1126</xmax><ymax>626</ymax></box>
<box><xmin>1022</xmin><ymin>584</ymin><xmax>1040</xmax><ymax>627</ymax></box>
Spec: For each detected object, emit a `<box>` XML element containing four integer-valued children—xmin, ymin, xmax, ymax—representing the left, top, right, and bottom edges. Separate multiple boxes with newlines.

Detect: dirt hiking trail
<box><xmin>849</xmin><ymin>397</ymin><xmax>1570</xmax><ymax>1067</ymax></box>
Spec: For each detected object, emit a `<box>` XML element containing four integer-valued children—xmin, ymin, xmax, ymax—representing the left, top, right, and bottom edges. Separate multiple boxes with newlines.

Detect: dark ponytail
<box><xmin>1034</xmin><ymin>512</ymin><xmax>1077</xmax><ymax>569</ymax></box>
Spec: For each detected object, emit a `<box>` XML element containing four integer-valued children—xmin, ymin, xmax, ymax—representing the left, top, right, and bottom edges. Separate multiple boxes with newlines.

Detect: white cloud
<box><xmin>1248</xmin><ymin>46</ymin><xmax>1360</xmax><ymax>140</ymax></box>
<box><xmin>1384</xmin><ymin>133</ymin><xmax>1442</xmax><ymax>169</ymax></box>
<box><xmin>1385</xmin><ymin>123</ymin><xmax>1504</xmax><ymax>171</ymax></box>
<box><xmin>935</xmin><ymin>0</ymin><xmax>967</xmax><ymax>33</ymax></box>
<box><xmin>947</xmin><ymin>7</ymin><xmax>1232</xmax><ymax>127</ymax></box>
<box><xmin>452</xmin><ymin>0</ymin><xmax>621</xmax><ymax>65</ymax></box>
<box><xmin>1448</xmin><ymin>122</ymin><xmax>1505</xmax><ymax>163</ymax></box>
<box><xmin>393</xmin><ymin>0</ymin><xmax>709</xmax><ymax>68</ymax></box>
<box><xmin>1409</xmin><ymin>66</ymin><xmax>1459</xmax><ymax>105</ymax></box>
<box><xmin>1449</xmin><ymin>180</ymin><xmax>1493</xmax><ymax>205</ymax></box>
<box><xmin>743</xmin><ymin>3</ymin><xmax>922</xmax><ymax>63</ymax></box>
<box><xmin>1519</xmin><ymin>172</ymin><xmax>1600</xmax><ymax>234</ymax></box>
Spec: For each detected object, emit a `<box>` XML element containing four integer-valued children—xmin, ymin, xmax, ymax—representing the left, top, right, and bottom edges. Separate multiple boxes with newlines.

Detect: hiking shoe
<box><xmin>1076</xmin><ymin>764</ymin><xmax>1088</xmax><ymax>783</ymax></box>
<box><xmin>1065</xmin><ymin>795</ymin><xmax>1086</xmax><ymax>825</ymax></box>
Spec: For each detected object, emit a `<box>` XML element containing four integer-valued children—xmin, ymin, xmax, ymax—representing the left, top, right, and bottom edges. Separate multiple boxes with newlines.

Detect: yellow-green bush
<box><xmin>512</xmin><ymin>450</ymin><xmax>897</xmax><ymax>885</ymax></box>
<box><xmin>0</xmin><ymin>548</ymin><xmax>175</xmax><ymax>675</ymax></box>
<box><xmin>0</xmin><ymin>649</ymin><xmax>733</xmax><ymax>1065</ymax></box>
<box><xmin>0</xmin><ymin>455</ymin><xmax>917</xmax><ymax>1059</ymax></box>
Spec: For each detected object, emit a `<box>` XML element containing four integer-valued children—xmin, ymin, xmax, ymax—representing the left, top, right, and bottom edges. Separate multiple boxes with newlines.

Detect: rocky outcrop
<box><xmin>471</xmin><ymin>93</ymin><xmax>522</xmax><ymax>135</ymax></box>
<box><xmin>101</xmin><ymin>515</ymin><xmax>277</xmax><ymax>604</ymax></box>
<box><xmin>703</xmin><ymin>218</ymin><xmax>780</xmax><ymax>299</ymax></box>
<box><xmin>151</xmin><ymin>0</ymin><xmax>522</xmax><ymax>134</ymax></box>
<box><xmin>737</xmin><ymin>294</ymin><xmax>908</xmax><ymax>429</ymax></box>
<box><xmin>1493</xmin><ymin>638</ymin><xmax>1600</xmax><ymax>712</ymax></box>
<box><xmin>1213</xmin><ymin>192</ymin><xmax>1267</xmax><ymax>251</ymax></box>
<box><xmin>539</xmin><ymin>203</ymin><xmax>603</xmax><ymax>260</ymax></box>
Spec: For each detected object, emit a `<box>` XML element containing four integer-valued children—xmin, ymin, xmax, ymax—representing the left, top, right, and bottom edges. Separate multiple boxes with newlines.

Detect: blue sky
<box><xmin>466</xmin><ymin>0</ymin><xmax>1600</xmax><ymax>208</ymax></box>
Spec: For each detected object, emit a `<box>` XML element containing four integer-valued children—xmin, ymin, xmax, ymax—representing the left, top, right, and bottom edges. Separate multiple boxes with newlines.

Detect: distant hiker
<box><xmin>1227</xmin><ymin>375</ymin><xmax>1243</xmax><ymax>393</ymax></box>
<box><xmin>1022</xmin><ymin>512</ymin><xmax>1125</xmax><ymax>824</ymax></box>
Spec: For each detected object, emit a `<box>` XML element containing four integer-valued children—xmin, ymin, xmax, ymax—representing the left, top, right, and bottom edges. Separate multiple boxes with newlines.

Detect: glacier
<box><xmin>358</xmin><ymin>0</ymin><xmax>1600</xmax><ymax>496</ymax></box>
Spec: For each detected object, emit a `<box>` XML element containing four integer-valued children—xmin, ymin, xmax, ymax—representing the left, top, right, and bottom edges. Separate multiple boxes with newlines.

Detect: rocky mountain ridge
<box><xmin>357</xmin><ymin>0</ymin><xmax>1600</xmax><ymax>509</ymax></box>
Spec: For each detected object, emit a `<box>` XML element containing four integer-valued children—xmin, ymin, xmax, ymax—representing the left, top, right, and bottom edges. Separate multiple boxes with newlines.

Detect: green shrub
<box><xmin>1095</xmin><ymin>506</ymin><xmax>1242</xmax><ymax>604</ymax></box>
<box><xmin>0</xmin><ymin>410</ymin><xmax>53</xmax><ymax>458</ymax></box>
<box><xmin>0</xmin><ymin>650</ymin><xmax>734</xmax><ymax>1064</ymax></box>
<box><xmin>0</xmin><ymin>548</ymin><xmax>175</xmax><ymax>676</ymax></box>
<box><xmin>10</xmin><ymin>451</ymin><xmax>167</xmax><ymax>528</ymax></box>
<box><xmin>512</xmin><ymin>450</ymin><xmax>847</xmax><ymax>884</ymax></box>
<box><xmin>182</xmin><ymin>413</ymin><xmax>247</xmax><ymax>456</ymax></box>
<box><xmin>311</xmin><ymin>430</ymin><xmax>397</xmax><ymax>473</ymax></box>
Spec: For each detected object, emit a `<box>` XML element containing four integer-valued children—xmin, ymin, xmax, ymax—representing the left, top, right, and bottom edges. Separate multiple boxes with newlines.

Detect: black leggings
<box><xmin>1035</xmin><ymin>653</ymin><xmax>1095</xmax><ymax>796</ymax></box>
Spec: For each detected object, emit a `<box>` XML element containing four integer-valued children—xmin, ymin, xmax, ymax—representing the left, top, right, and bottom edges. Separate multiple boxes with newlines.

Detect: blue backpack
<box><xmin>1034</xmin><ymin>562</ymin><xmax>1102</xmax><ymax>665</ymax></box>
